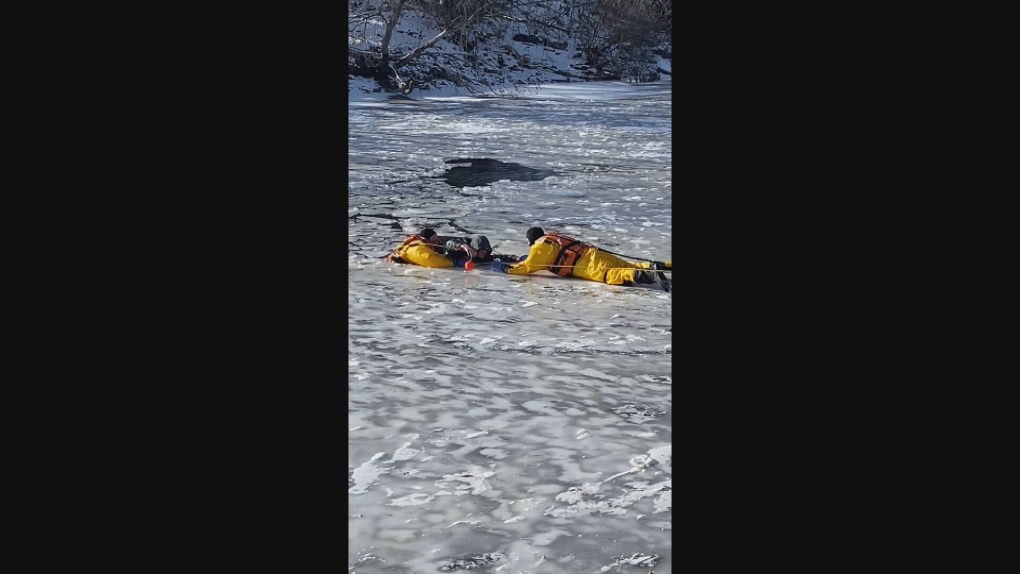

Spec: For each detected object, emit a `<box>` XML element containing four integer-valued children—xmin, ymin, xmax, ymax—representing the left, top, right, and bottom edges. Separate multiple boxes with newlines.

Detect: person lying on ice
<box><xmin>428</xmin><ymin>230</ymin><xmax>499</xmax><ymax>262</ymax></box>
<box><xmin>488</xmin><ymin>227</ymin><xmax>672</xmax><ymax>292</ymax></box>
<box><xmin>386</xmin><ymin>229</ymin><xmax>519</xmax><ymax>268</ymax></box>
<box><xmin>385</xmin><ymin>228</ymin><xmax>468</xmax><ymax>268</ymax></box>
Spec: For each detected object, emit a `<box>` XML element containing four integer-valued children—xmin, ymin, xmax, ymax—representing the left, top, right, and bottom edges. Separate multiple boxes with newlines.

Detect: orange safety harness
<box><xmin>541</xmin><ymin>232</ymin><xmax>594</xmax><ymax>277</ymax></box>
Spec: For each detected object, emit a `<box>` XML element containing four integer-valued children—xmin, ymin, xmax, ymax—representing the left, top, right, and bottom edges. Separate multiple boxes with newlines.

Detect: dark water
<box><xmin>438</xmin><ymin>158</ymin><xmax>556</xmax><ymax>188</ymax></box>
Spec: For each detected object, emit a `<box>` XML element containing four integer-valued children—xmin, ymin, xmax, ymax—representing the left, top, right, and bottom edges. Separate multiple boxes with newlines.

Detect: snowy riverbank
<box><xmin>348</xmin><ymin>6</ymin><xmax>671</xmax><ymax>99</ymax></box>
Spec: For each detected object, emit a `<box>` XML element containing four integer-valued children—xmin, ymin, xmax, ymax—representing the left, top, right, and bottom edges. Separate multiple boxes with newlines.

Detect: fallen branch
<box><xmin>393</xmin><ymin>29</ymin><xmax>450</xmax><ymax>68</ymax></box>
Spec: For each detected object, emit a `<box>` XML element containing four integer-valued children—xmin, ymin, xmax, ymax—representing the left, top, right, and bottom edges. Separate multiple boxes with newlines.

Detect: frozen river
<box><xmin>348</xmin><ymin>82</ymin><xmax>672</xmax><ymax>573</ymax></box>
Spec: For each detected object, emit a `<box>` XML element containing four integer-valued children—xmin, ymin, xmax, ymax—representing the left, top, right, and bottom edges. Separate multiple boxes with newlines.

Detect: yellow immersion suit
<box><xmin>387</xmin><ymin>235</ymin><xmax>457</xmax><ymax>268</ymax></box>
<box><xmin>506</xmin><ymin>232</ymin><xmax>663</xmax><ymax>286</ymax></box>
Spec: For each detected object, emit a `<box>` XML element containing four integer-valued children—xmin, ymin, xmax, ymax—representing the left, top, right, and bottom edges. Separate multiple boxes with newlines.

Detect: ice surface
<box><xmin>349</xmin><ymin>82</ymin><xmax>671</xmax><ymax>572</ymax></box>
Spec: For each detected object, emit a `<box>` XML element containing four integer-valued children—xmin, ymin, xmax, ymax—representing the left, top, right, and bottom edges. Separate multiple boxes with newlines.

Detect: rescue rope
<box><xmin>377</xmin><ymin>256</ymin><xmax>673</xmax><ymax>272</ymax></box>
<box><xmin>377</xmin><ymin>252</ymin><xmax>673</xmax><ymax>271</ymax></box>
<box><xmin>521</xmin><ymin>264</ymin><xmax>672</xmax><ymax>272</ymax></box>
<box><xmin>590</xmin><ymin>248</ymin><xmax>659</xmax><ymax>263</ymax></box>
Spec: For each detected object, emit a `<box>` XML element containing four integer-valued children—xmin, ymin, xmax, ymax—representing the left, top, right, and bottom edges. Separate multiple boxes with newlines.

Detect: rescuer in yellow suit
<box><xmin>489</xmin><ymin>227</ymin><xmax>671</xmax><ymax>292</ymax></box>
<box><xmin>386</xmin><ymin>228</ymin><xmax>469</xmax><ymax>268</ymax></box>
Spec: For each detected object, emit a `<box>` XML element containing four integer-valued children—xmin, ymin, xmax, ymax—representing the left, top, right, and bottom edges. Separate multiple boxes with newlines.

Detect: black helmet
<box><xmin>526</xmin><ymin>227</ymin><xmax>545</xmax><ymax>245</ymax></box>
<box><xmin>420</xmin><ymin>228</ymin><xmax>437</xmax><ymax>240</ymax></box>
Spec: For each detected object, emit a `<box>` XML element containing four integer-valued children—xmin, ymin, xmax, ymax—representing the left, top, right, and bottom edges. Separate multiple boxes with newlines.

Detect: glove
<box><xmin>490</xmin><ymin>259</ymin><xmax>510</xmax><ymax>273</ymax></box>
<box><xmin>515</xmin><ymin>254</ymin><xmax>528</xmax><ymax>262</ymax></box>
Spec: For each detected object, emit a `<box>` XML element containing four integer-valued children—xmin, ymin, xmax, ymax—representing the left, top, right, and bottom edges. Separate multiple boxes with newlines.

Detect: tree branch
<box><xmin>393</xmin><ymin>28</ymin><xmax>449</xmax><ymax>68</ymax></box>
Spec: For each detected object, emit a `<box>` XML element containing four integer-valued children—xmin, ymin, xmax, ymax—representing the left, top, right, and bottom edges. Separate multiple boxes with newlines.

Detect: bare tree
<box><xmin>350</xmin><ymin>0</ymin><xmax>514</xmax><ymax>93</ymax></box>
<box><xmin>395</xmin><ymin>1</ymin><xmax>511</xmax><ymax>67</ymax></box>
<box><xmin>379</xmin><ymin>0</ymin><xmax>409</xmax><ymax>72</ymax></box>
<box><xmin>349</xmin><ymin>0</ymin><xmax>670</xmax><ymax>92</ymax></box>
